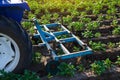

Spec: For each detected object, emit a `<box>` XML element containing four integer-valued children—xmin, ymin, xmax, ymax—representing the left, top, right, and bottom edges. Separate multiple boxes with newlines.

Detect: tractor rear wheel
<box><xmin>0</xmin><ymin>16</ymin><xmax>32</xmax><ymax>73</ymax></box>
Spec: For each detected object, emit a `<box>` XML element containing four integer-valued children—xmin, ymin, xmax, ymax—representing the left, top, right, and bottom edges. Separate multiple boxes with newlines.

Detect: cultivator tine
<box><xmin>33</xmin><ymin>19</ymin><xmax>92</xmax><ymax>61</ymax></box>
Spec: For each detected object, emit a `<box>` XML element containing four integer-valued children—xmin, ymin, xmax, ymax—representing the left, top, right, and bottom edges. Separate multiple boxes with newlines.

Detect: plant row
<box><xmin>26</xmin><ymin>0</ymin><xmax>120</xmax><ymax>17</ymax></box>
<box><xmin>47</xmin><ymin>56</ymin><xmax>120</xmax><ymax>78</ymax></box>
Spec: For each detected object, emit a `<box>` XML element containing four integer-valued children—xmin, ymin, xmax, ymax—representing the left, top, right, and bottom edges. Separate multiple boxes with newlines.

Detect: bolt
<box><xmin>3</xmin><ymin>53</ymin><xmax>5</xmax><ymax>54</ymax></box>
<box><xmin>0</xmin><ymin>52</ymin><xmax>1</xmax><ymax>54</ymax></box>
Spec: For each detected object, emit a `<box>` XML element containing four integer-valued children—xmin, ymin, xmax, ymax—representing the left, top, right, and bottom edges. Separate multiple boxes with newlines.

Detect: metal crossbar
<box><xmin>33</xmin><ymin>19</ymin><xmax>92</xmax><ymax>61</ymax></box>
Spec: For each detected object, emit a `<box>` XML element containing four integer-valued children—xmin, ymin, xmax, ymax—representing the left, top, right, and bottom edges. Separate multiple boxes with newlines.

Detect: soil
<box><xmin>27</xmin><ymin>45</ymin><xmax>120</xmax><ymax>80</ymax></box>
<box><xmin>82</xmin><ymin>35</ymin><xmax>120</xmax><ymax>43</ymax></box>
<box><xmin>85</xmin><ymin>15</ymin><xmax>97</xmax><ymax>21</ymax></box>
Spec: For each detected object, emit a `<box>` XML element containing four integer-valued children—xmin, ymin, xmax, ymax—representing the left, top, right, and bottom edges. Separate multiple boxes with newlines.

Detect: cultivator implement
<box><xmin>33</xmin><ymin>19</ymin><xmax>92</xmax><ymax>61</ymax></box>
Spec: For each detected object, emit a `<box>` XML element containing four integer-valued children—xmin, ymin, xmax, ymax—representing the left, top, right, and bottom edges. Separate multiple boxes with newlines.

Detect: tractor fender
<box><xmin>0</xmin><ymin>0</ymin><xmax>30</xmax><ymax>23</ymax></box>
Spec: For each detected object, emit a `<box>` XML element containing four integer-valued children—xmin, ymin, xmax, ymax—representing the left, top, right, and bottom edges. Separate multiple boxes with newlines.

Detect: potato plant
<box><xmin>89</xmin><ymin>41</ymin><xmax>106</xmax><ymax>51</ymax></box>
<box><xmin>57</xmin><ymin>62</ymin><xmax>76</xmax><ymax>77</ymax></box>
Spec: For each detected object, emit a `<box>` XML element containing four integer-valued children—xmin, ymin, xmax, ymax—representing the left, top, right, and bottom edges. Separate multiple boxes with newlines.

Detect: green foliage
<box><xmin>91</xmin><ymin>61</ymin><xmax>106</xmax><ymax>75</ymax></box>
<box><xmin>86</xmin><ymin>21</ymin><xmax>100</xmax><ymax>30</ymax></box>
<box><xmin>57</xmin><ymin>62</ymin><xmax>76</xmax><ymax>77</ymax></box>
<box><xmin>94</xmin><ymin>32</ymin><xmax>101</xmax><ymax>38</ymax></box>
<box><xmin>28</xmin><ymin>13</ymin><xmax>36</xmax><ymax>19</ymax></box>
<box><xmin>47</xmin><ymin>73</ymin><xmax>53</xmax><ymax>79</ymax></box>
<box><xmin>92</xmin><ymin>21</ymin><xmax>100</xmax><ymax>29</ymax></box>
<box><xmin>63</xmin><ymin>15</ymin><xmax>72</xmax><ymax>24</ymax></box>
<box><xmin>57</xmin><ymin>48</ymin><xmax>65</xmax><ymax>55</ymax></box>
<box><xmin>82</xmin><ymin>30</ymin><xmax>93</xmax><ymax>38</ymax></box>
<box><xmin>19</xmin><ymin>70</ymin><xmax>40</xmax><ymax>80</ymax></box>
<box><xmin>80</xmin><ymin>12</ymin><xmax>87</xmax><ymax>16</ymax></box>
<box><xmin>41</xmin><ymin>14</ymin><xmax>52</xmax><ymax>20</ymax></box>
<box><xmin>53</xmin><ymin>13</ymin><xmax>59</xmax><ymax>19</ymax></box>
<box><xmin>91</xmin><ymin>58</ymin><xmax>112</xmax><ymax>75</ymax></box>
<box><xmin>73</xmin><ymin>46</ymin><xmax>80</xmax><ymax>52</ymax></box>
<box><xmin>0</xmin><ymin>70</ymin><xmax>40</xmax><ymax>80</ymax></box>
<box><xmin>56</xmin><ymin>34</ymin><xmax>71</xmax><ymax>39</ymax></box>
<box><xmin>111</xmin><ymin>20</ymin><xmax>118</xmax><ymax>27</ymax></box>
<box><xmin>22</xmin><ymin>22</ymin><xmax>33</xmax><ymax>30</ymax></box>
<box><xmin>33</xmin><ymin>52</ymin><xmax>42</xmax><ymax>63</ymax></box>
<box><xmin>41</xmin><ymin>19</ymin><xmax>50</xmax><ymax>24</ymax></box>
<box><xmin>76</xmin><ymin>64</ymin><xmax>85</xmax><ymax>72</ymax></box>
<box><xmin>115</xmin><ymin>56</ymin><xmax>120</xmax><ymax>66</ymax></box>
<box><xmin>0</xmin><ymin>70</ymin><xmax>20</xmax><ymax>80</ymax></box>
<box><xmin>80</xmin><ymin>17</ymin><xmax>91</xmax><ymax>23</ymax></box>
<box><xmin>104</xmin><ymin>58</ymin><xmax>112</xmax><ymax>69</ymax></box>
<box><xmin>107</xmin><ymin>8</ymin><xmax>117</xmax><ymax>15</ymax></box>
<box><xmin>92</xmin><ymin>3</ymin><xmax>102</xmax><ymax>15</ymax></box>
<box><xmin>22</xmin><ymin>21</ymin><xmax>35</xmax><ymax>35</ymax></box>
<box><xmin>105</xmin><ymin>15</ymin><xmax>114</xmax><ymax>20</ymax></box>
<box><xmin>108</xmin><ymin>42</ymin><xmax>115</xmax><ymax>49</ymax></box>
<box><xmin>112</xmin><ymin>27</ymin><xmax>120</xmax><ymax>35</ymax></box>
<box><xmin>89</xmin><ymin>41</ymin><xmax>106</xmax><ymax>51</ymax></box>
<box><xmin>97</xmin><ymin>14</ymin><xmax>105</xmax><ymax>21</ymax></box>
<box><xmin>71</xmin><ymin>10</ymin><xmax>79</xmax><ymax>16</ymax></box>
<box><xmin>69</xmin><ymin>22</ymin><xmax>84</xmax><ymax>31</ymax></box>
<box><xmin>86</xmin><ymin>22</ymin><xmax>93</xmax><ymax>30</ymax></box>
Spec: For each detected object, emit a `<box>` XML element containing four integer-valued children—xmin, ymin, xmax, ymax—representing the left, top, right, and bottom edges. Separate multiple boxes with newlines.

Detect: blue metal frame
<box><xmin>33</xmin><ymin>19</ymin><xmax>93</xmax><ymax>61</ymax></box>
<box><xmin>0</xmin><ymin>0</ymin><xmax>30</xmax><ymax>23</ymax></box>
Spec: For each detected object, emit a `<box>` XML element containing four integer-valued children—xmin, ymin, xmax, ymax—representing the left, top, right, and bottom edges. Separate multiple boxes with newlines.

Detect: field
<box><xmin>5</xmin><ymin>0</ymin><xmax>120</xmax><ymax>80</ymax></box>
<box><xmin>23</xmin><ymin>0</ymin><xmax>120</xmax><ymax>79</ymax></box>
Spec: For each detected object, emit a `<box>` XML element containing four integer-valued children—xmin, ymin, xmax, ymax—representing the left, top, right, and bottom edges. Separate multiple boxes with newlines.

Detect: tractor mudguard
<box><xmin>0</xmin><ymin>0</ymin><xmax>30</xmax><ymax>23</ymax></box>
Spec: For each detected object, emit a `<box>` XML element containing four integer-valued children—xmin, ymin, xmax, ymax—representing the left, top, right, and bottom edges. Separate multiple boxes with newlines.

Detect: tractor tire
<box><xmin>0</xmin><ymin>16</ymin><xmax>32</xmax><ymax>73</ymax></box>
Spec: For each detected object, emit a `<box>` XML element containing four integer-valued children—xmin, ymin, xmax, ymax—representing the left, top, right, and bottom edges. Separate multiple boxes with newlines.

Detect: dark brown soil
<box><xmin>82</xmin><ymin>35</ymin><xmax>120</xmax><ymax>43</ymax></box>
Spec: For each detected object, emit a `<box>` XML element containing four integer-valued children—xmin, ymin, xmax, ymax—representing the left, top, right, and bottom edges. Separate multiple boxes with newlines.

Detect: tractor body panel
<box><xmin>0</xmin><ymin>0</ymin><xmax>30</xmax><ymax>23</ymax></box>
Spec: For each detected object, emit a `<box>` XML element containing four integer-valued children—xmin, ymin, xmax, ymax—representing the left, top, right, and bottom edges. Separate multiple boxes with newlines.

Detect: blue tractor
<box><xmin>0</xmin><ymin>0</ymin><xmax>32</xmax><ymax>73</ymax></box>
